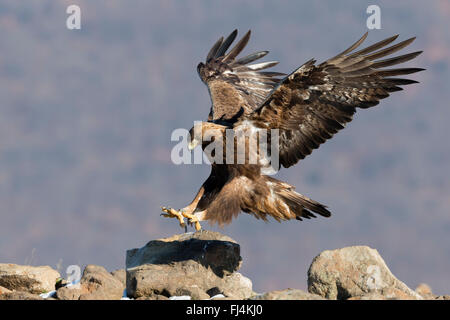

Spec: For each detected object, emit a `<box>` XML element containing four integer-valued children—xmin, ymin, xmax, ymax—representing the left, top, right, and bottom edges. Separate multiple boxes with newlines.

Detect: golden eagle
<box><xmin>162</xmin><ymin>30</ymin><xmax>423</xmax><ymax>231</ymax></box>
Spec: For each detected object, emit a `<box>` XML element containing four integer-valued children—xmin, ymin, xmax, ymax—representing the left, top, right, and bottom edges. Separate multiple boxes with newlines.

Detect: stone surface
<box><xmin>251</xmin><ymin>288</ymin><xmax>325</xmax><ymax>300</ymax></box>
<box><xmin>307</xmin><ymin>246</ymin><xmax>422</xmax><ymax>300</ymax></box>
<box><xmin>126</xmin><ymin>230</ymin><xmax>252</xmax><ymax>299</ymax></box>
<box><xmin>347</xmin><ymin>292</ymin><xmax>387</xmax><ymax>300</ymax></box>
<box><xmin>135</xmin><ymin>293</ymin><xmax>169</xmax><ymax>300</ymax></box>
<box><xmin>219</xmin><ymin>272</ymin><xmax>254</xmax><ymax>300</ymax></box>
<box><xmin>0</xmin><ymin>291</ymin><xmax>44</xmax><ymax>300</ymax></box>
<box><xmin>349</xmin><ymin>288</ymin><xmax>419</xmax><ymax>300</ymax></box>
<box><xmin>0</xmin><ymin>285</ymin><xmax>12</xmax><ymax>295</ymax></box>
<box><xmin>415</xmin><ymin>283</ymin><xmax>435</xmax><ymax>299</ymax></box>
<box><xmin>78</xmin><ymin>265</ymin><xmax>125</xmax><ymax>300</ymax></box>
<box><xmin>111</xmin><ymin>269</ymin><xmax>126</xmax><ymax>286</ymax></box>
<box><xmin>0</xmin><ymin>264</ymin><xmax>60</xmax><ymax>294</ymax></box>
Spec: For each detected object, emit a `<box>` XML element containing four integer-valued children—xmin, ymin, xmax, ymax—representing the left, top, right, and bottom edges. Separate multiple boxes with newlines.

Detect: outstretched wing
<box><xmin>198</xmin><ymin>29</ymin><xmax>285</xmax><ymax>121</ymax></box>
<box><xmin>246</xmin><ymin>32</ymin><xmax>424</xmax><ymax>168</ymax></box>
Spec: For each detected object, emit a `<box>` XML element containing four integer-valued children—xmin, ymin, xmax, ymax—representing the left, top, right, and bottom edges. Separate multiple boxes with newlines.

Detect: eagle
<box><xmin>161</xmin><ymin>29</ymin><xmax>423</xmax><ymax>231</ymax></box>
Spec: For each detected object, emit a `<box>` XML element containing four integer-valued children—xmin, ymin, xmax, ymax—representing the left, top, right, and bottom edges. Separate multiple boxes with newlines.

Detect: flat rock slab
<box><xmin>251</xmin><ymin>288</ymin><xmax>325</xmax><ymax>300</ymax></box>
<box><xmin>126</xmin><ymin>230</ymin><xmax>252</xmax><ymax>299</ymax></box>
<box><xmin>127</xmin><ymin>231</ymin><xmax>241</xmax><ymax>277</ymax></box>
<box><xmin>0</xmin><ymin>264</ymin><xmax>60</xmax><ymax>294</ymax></box>
<box><xmin>307</xmin><ymin>246</ymin><xmax>422</xmax><ymax>300</ymax></box>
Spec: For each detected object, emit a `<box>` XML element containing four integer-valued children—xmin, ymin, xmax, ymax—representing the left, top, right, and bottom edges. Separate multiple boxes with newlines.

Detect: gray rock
<box><xmin>307</xmin><ymin>246</ymin><xmax>422</xmax><ymax>300</ymax></box>
<box><xmin>220</xmin><ymin>272</ymin><xmax>254</xmax><ymax>300</ymax></box>
<box><xmin>136</xmin><ymin>293</ymin><xmax>169</xmax><ymax>300</ymax></box>
<box><xmin>348</xmin><ymin>287</ymin><xmax>420</xmax><ymax>300</ymax></box>
<box><xmin>127</xmin><ymin>231</ymin><xmax>241</xmax><ymax>277</ymax></box>
<box><xmin>251</xmin><ymin>288</ymin><xmax>325</xmax><ymax>300</ymax></box>
<box><xmin>126</xmin><ymin>230</ymin><xmax>251</xmax><ymax>299</ymax></box>
<box><xmin>111</xmin><ymin>269</ymin><xmax>126</xmax><ymax>286</ymax></box>
<box><xmin>78</xmin><ymin>265</ymin><xmax>125</xmax><ymax>300</ymax></box>
<box><xmin>415</xmin><ymin>283</ymin><xmax>435</xmax><ymax>299</ymax></box>
<box><xmin>0</xmin><ymin>264</ymin><xmax>60</xmax><ymax>294</ymax></box>
<box><xmin>0</xmin><ymin>285</ymin><xmax>12</xmax><ymax>295</ymax></box>
<box><xmin>56</xmin><ymin>286</ymin><xmax>82</xmax><ymax>300</ymax></box>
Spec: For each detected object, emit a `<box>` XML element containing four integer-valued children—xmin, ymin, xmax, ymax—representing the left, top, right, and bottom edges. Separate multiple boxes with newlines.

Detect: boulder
<box><xmin>307</xmin><ymin>246</ymin><xmax>422</xmax><ymax>300</ymax></box>
<box><xmin>0</xmin><ymin>264</ymin><xmax>60</xmax><ymax>294</ymax></box>
<box><xmin>56</xmin><ymin>285</ymin><xmax>82</xmax><ymax>300</ymax></box>
<box><xmin>78</xmin><ymin>265</ymin><xmax>125</xmax><ymax>300</ymax></box>
<box><xmin>111</xmin><ymin>269</ymin><xmax>126</xmax><ymax>286</ymax></box>
<box><xmin>415</xmin><ymin>283</ymin><xmax>435</xmax><ymax>300</ymax></box>
<box><xmin>0</xmin><ymin>285</ymin><xmax>12</xmax><ymax>295</ymax></box>
<box><xmin>251</xmin><ymin>288</ymin><xmax>325</xmax><ymax>300</ymax></box>
<box><xmin>126</xmin><ymin>230</ymin><xmax>253</xmax><ymax>299</ymax></box>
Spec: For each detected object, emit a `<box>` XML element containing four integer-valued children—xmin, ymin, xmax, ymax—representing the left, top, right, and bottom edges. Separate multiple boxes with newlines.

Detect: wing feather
<box><xmin>198</xmin><ymin>30</ymin><xmax>286</xmax><ymax>121</ymax></box>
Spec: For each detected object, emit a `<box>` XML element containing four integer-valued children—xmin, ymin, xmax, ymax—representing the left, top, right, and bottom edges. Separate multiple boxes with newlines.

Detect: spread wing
<box><xmin>197</xmin><ymin>29</ymin><xmax>285</xmax><ymax>121</ymax></box>
<box><xmin>246</xmin><ymin>32</ymin><xmax>424</xmax><ymax>168</ymax></box>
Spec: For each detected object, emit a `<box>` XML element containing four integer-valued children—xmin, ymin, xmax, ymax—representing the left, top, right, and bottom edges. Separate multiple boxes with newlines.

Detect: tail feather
<box><xmin>266</xmin><ymin>177</ymin><xmax>331</xmax><ymax>221</ymax></box>
<box><xmin>277</xmin><ymin>189</ymin><xmax>331</xmax><ymax>219</ymax></box>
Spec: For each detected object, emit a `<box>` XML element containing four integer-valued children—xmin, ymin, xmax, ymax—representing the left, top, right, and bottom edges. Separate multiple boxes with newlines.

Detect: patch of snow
<box><xmin>169</xmin><ymin>295</ymin><xmax>192</xmax><ymax>300</ymax></box>
<box><xmin>39</xmin><ymin>290</ymin><xmax>56</xmax><ymax>298</ymax></box>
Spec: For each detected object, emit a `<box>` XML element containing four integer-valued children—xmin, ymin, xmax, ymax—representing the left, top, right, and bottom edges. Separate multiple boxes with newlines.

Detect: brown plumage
<box><xmin>162</xmin><ymin>30</ymin><xmax>424</xmax><ymax>229</ymax></box>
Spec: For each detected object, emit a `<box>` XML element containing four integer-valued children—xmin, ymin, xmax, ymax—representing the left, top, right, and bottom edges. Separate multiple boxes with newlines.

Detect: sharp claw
<box><xmin>160</xmin><ymin>206</ymin><xmax>186</xmax><ymax>229</ymax></box>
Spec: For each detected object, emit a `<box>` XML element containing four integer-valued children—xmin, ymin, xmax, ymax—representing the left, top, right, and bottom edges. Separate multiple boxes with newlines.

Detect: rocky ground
<box><xmin>0</xmin><ymin>231</ymin><xmax>448</xmax><ymax>300</ymax></box>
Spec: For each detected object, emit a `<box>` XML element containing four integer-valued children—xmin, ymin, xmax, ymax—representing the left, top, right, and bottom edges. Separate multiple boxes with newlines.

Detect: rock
<box><xmin>251</xmin><ymin>288</ymin><xmax>325</xmax><ymax>300</ymax></box>
<box><xmin>415</xmin><ymin>283</ymin><xmax>435</xmax><ymax>299</ymax></box>
<box><xmin>135</xmin><ymin>293</ymin><xmax>169</xmax><ymax>300</ymax></box>
<box><xmin>126</xmin><ymin>231</ymin><xmax>251</xmax><ymax>299</ymax></box>
<box><xmin>349</xmin><ymin>288</ymin><xmax>419</xmax><ymax>300</ymax></box>
<box><xmin>0</xmin><ymin>291</ymin><xmax>44</xmax><ymax>300</ymax></box>
<box><xmin>78</xmin><ymin>265</ymin><xmax>125</xmax><ymax>300</ymax></box>
<box><xmin>347</xmin><ymin>292</ymin><xmax>387</xmax><ymax>300</ymax></box>
<box><xmin>126</xmin><ymin>231</ymin><xmax>241</xmax><ymax>277</ymax></box>
<box><xmin>56</xmin><ymin>286</ymin><xmax>82</xmax><ymax>300</ymax></box>
<box><xmin>220</xmin><ymin>272</ymin><xmax>254</xmax><ymax>300</ymax></box>
<box><xmin>0</xmin><ymin>264</ymin><xmax>60</xmax><ymax>294</ymax></box>
<box><xmin>111</xmin><ymin>269</ymin><xmax>126</xmax><ymax>286</ymax></box>
<box><xmin>435</xmin><ymin>295</ymin><xmax>450</xmax><ymax>300</ymax></box>
<box><xmin>307</xmin><ymin>246</ymin><xmax>422</xmax><ymax>300</ymax></box>
<box><xmin>0</xmin><ymin>285</ymin><xmax>12</xmax><ymax>295</ymax></box>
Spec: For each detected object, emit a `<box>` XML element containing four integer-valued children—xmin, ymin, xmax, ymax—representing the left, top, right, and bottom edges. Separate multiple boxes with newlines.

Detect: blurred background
<box><xmin>0</xmin><ymin>0</ymin><xmax>449</xmax><ymax>294</ymax></box>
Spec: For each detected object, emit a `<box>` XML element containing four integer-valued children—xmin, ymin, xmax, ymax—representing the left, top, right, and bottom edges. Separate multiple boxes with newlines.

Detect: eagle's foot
<box><xmin>160</xmin><ymin>206</ymin><xmax>186</xmax><ymax>229</ymax></box>
<box><xmin>182</xmin><ymin>212</ymin><xmax>202</xmax><ymax>232</ymax></box>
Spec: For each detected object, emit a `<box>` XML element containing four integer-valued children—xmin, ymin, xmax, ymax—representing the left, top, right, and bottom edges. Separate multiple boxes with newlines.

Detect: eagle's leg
<box><xmin>160</xmin><ymin>206</ymin><xmax>186</xmax><ymax>229</ymax></box>
<box><xmin>180</xmin><ymin>186</ymin><xmax>207</xmax><ymax>231</ymax></box>
<box><xmin>180</xmin><ymin>186</ymin><xmax>205</xmax><ymax>215</ymax></box>
<box><xmin>182</xmin><ymin>211</ymin><xmax>207</xmax><ymax>232</ymax></box>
